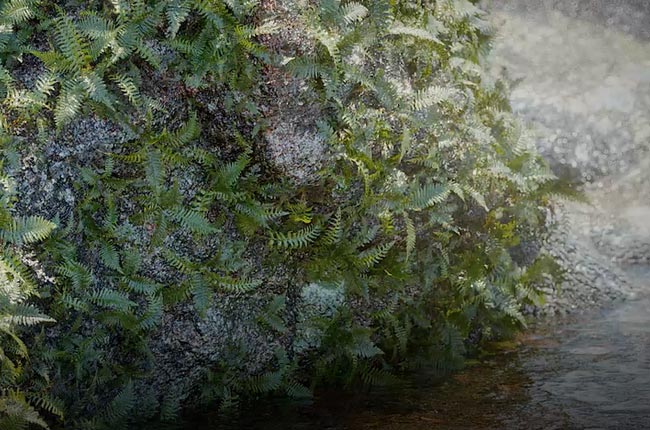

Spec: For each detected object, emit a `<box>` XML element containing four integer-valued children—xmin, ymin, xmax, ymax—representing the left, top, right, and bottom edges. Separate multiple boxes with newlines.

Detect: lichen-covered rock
<box><xmin>12</xmin><ymin>115</ymin><xmax>132</xmax><ymax>220</ymax></box>
<box><xmin>294</xmin><ymin>282</ymin><xmax>344</xmax><ymax>353</ymax></box>
<box><xmin>264</xmin><ymin>115</ymin><xmax>328</xmax><ymax>184</ymax></box>
<box><xmin>144</xmin><ymin>297</ymin><xmax>279</xmax><ymax>402</ymax></box>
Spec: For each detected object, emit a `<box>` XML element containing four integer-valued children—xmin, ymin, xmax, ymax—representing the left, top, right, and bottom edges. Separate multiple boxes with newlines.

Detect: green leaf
<box><xmin>99</xmin><ymin>241</ymin><xmax>122</xmax><ymax>272</ymax></box>
<box><xmin>269</xmin><ymin>224</ymin><xmax>322</xmax><ymax>249</ymax></box>
<box><xmin>1</xmin><ymin>216</ymin><xmax>56</xmax><ymax>245</ymax></box>
<box><xmin>408</xmin><ymin>183</ymin><xmax>451</xmax><ymax>211</ymax></box>
<box><xmin>91</xmin><ymin>289</ymin><xmax>136</xmax><ymax>311</ymax></box>
<box><xmin>169</xmin><ymin>206</ymin><xmax>217</xmax><ymax>235</ymax></box>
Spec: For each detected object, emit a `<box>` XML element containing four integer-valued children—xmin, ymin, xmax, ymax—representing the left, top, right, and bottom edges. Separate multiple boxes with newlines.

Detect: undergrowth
<box><xmin>0</xmin><ymin>0</ymin><xmax>565</xmax><ymax>428</ymax></box>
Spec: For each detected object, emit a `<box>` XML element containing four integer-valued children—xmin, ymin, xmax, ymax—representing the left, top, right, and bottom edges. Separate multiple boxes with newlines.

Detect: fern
<box><xmin>169</xmin><ymin>206</ymin><xmax>217</xmax><ymax>235</ymax></box>
<box><xmin>0</xmin><ymin>0</ymin><xmax>567</xmax><ymax>423</ymax></box>
<box><xmin>0</xmin><ymin>392</ymin><xmax>49</xmax><ymax>429</ymax></box>
<box><xmin>163</xmin><ymin>250</ymin><xmax>196</xmax><ymax>275</ymax></box>
<box><xmin>111</xmin><ymin>74</ymin><xmax>142</xmax><ymax>106</ymax></box>
<box><xmin>191</xmin><ymin>273</ymin><xmax>212</xmax><ymax>316</ymax></box>
<box><xmin>213</xmin><ymin>275</ymin><xmax>261</xmax><ymax>293</ymax></box>
<box><xmin>284</xmin><ymin>381</ymin><xmax>312</xmax><ymax>399</ymax></box>
<box><xmin>139</xmin><ymin>293</ymin><xmax>163</xmax><ymax>330</ymax></box>
<box><xmin>52</xmin><ymin>14</ymin><xmax>89</xmax><ymax>73</ymax></box>
<box><xmin>357</xmin><ymin>241</ymin><xmax>394</xmax><ymax>268</ymax></box>
<box><xmin>1</xmin><ymin>0</ymin><xmax>36</xmax><ymax>25</ymax></box>
<box><xmin>159</xmin><ymin>390</ymin><xmax>183</xmax><ymax>422</ymax></box>
<box><xmin>269</xmin><ymin>224</ymin><xmax>322</xmax><ymax>249</ymax></box>
<box><xmin>100</xmin><ymin>381</ymin><xmax>135</xmax><ymax>424</ymax></box>
<box><xmin>56</xmin><ymin>260</ymin><xmax>93</xmax><ymax>289</ymax></box>
<box><xmin>245</xmin><ymin>371</ymin><xmax>283</xmax><ymax>394</ymax></box>
<box><xmin>0</xmin><ymin>216</ymin><xmax>56</xmax><ymax>245</ymax></box>
<box><xmin>28</xmin><ymin>395</ymin><xmax>65</xmax><ymax>421</ymax></box>
<box><xmin>165</xmin><ymin>0</ymin><xmax>192</xmax><ymax>39</ymax></box>
<box><xmin>125</xmin><ymin>277</ymin><xmax>160</xmax><ymax>295</ymax></box>
<box><xmin>91</xmin><ymin>288</ymin><xmax>135</xmax><ymax>311</ymax></box>
<box><xmin>403</xmin><ymin>212</ymin><xmax>416</xmax><ymax>261</ymax></box>
<box><xmin>144</xmin><ymin>149</ymin><xmax>165</xmax><ymax>192</ymax></box>
<box><xmin>411</xmin><ymin>86</ymin><xmax>461</xmax><ymax>111</ymax></box>
<box><xmin>53</xmin><ymin>81</ymin><xmax>85</xmax><ymax>128</ymax></box>
<box><xmin>99</xmin><ymin>241</ymin><xmax>122</xmax><ymax>272</ymax></box>
<box><xmin>341</xmin><ymin>2</ymin><xmax>368</xmax><ymax>25</ymax></box>
<box><xmin>408</xmin><ymin>183</ymin><xmax>451</xmax><ymax>211</ymax></box>
<box><xmin>321</xmin><ymin>209</ymin><xmax>343</xmax><ymax>245</ymax></box>
<box><xmin>287</xmin><ymin>56</ymin><xmax>324</xmax><ymax>79</ymax></box>
<box><xmin>389</xmin><ymin>21</ymin><xmax>442</xmax><ymax>44</ymax></box>
<box><xmin>359</xmin><ymin>366</ymin><xmax>399</xmax><ymax>387</ymax></box>
<box><xmin>1</xmin><ymin>303</ymin><xmax>54</xmax><ymax>327</ymax></box>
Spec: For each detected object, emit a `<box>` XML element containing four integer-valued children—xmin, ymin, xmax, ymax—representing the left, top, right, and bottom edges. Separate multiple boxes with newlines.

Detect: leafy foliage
<box><xmin>0</xmin><ymin>0</ymin><xmax>570</xmax><ymax>427</ymax></box>
<box><xmin>0</xmin><ymin>153</ymin><xmax>56</xmax><ymax>428</ymax></box>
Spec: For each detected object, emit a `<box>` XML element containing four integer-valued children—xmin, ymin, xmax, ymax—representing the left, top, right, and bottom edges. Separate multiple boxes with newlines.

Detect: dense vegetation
<box><xmin>0</xmin><ymin>0</ymin><xmax>563</xmax><ymax>428</ymax></box>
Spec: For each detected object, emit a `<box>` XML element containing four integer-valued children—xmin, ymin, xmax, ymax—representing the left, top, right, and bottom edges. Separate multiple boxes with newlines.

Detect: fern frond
<box><xmin>348</xmin><ymin>332</ymin><xmax>382</xmax><ymax>358</ymax></box>
<box><xmin>1</xmin><ymin>0</ymin><xmax>36</xmax><ymax>25</ymax></box>
<box><xmin>403</xmin><ymin>212</ymin><xmax>416</xmax><ymax>261</ymax></box>
<box><xmin>359</xmin><ymin>366</ymin><xmax>399</xmax><ymax>387</ymax></box>
<box><xmin>100</xmin><ymin>381</ymin><xmax>135</xmax><ymax>423</ymax></box>
<box><xmin>217</xmin><ymin>154</ymin><xmax>250</xmax><ymax>188</ymax></box>
<box><xmin>59</xmin><ymin>293</ymin><xmax>89</xmax><ymax>312</ymax></box>
<box><xmin>91</xmin><ymin>288</ymin><xmax>135</xmax><ymax>311</ymax></box>
<box><xmin>54</xmin><ymin>80</ymin><xmax>84</xmax><ymax>128</ymax></box>
<box><xmin>464</xmin><ymin>185</ymin><xmax>488</xmax><ymax>211</ymax></box>
<box><xmin>286</xmin><ymin>56</ymin><xmax>323</xmax><ymax>79</ymax></box>
<box><xmin>145</xmin><ymin>149</ymin><xmax>164</xmax><ymax>192</ymax></box>
<box><xmin>162</xmin><ymin>250</ymin><xmax>196</xmax><ymax>274</ymax></box>
<box><xmin>408</xmin><ymin>183</ymin><xmax>451</xmax><ymax>211</ymax></box>
<box><xmin>139</xmin><ymin>294</ymin><xmax>163</xmax><ymax>330</ymax></box>
<box><xmin>52</xmin><ymin>14</ymin><xmax>89</xmax><ymax>72</ymax></box>
<box><xmin>322</xmin><ymin>208</ymin><xmax>343</xmax><ymax>245</ymax></box>
<box><xmin>166</xmin><ymin>113</ymin><xmax>200</xmax><ymax>148</ymax></box>
<box><xmin>269</xmin><ymin>224</ymin><xmax>322</xmax><ymax>249</ymax></box>
<box><xmin>99</xmin><ymin>241</ymin><xmax>122</xmax><ymax>272</ymax></box>
<box><xmin>214</xmin><ymin>275</ymin><xmax>261</xmax><ymax>293</ymax></box>
<box><xmin>341</xmin><ymin>2</ymin><xmax>368</xmax><ymax>24</ymax></box>
<box><xmin>312</xmin><ymin>28</ymin><xmax>340</xmax><ymax>63</ymax></box>
<box><xmin>246</xmin><ymin>371</ymin><xmax>282</xmax><ymax>394</ymax></box>
<box><xmin>1</xmin><ymin>304</ymin><xmax>54</xmax><ymax>328</ymax></box>
<box><xmin>411</xmin><ymin>86</ymin><xmax>460</xmax><ymax>111</ymax></box>
<box><xmin>111</xmin><ymin>73</ymin><xmax>141</xmax><ymax>106</ymax></box>
<box><xmin>284</xmin><ymin>381</ymin><xmax>312</xmax><ymax>399</ymax></box>
<box><xmin>357</xmin><ymin>241</ymin><xmax>394</xmax><ymax>268</ymax></box>
<box><xmin>169</xmin><ymin>206</ymin><xmax>217</xmax><ymax>235</ymax></box>
<box><xmin>165</xmin><ymin>0</ymin><xmax>191</xmax><ymax>39</ymax></box>
<box><xmin>389</xmin><ymin>22</ymin><xmax>442</xmax><ymax>44</ymax></box>
<box><xmin>125</xmin><ymin>277</ymin><xmax>160</xmax><ymax>294</ymax></box>
<box><xmin>1</xmin><ymin>216</ymin><xmax>56</xmax><ymax>245</ymax></box>
<box><xmin>0</xmin><ymin>392</ymin><xmax>49</xmax><ymax>429</ymax></box>
<box><xmin>28</xmin><ymin>394</ymin><xmax>65</xmax><ymax>420</ymax></box>
<box><xmin>190</xmin><ymin>273</ymin><xmax>212</xmax><ymax>316</ymax></box>
<box><xmin>159</xmin><ymin>390</ymin><xmax>182</xmax><ymax>422</ymax></box>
